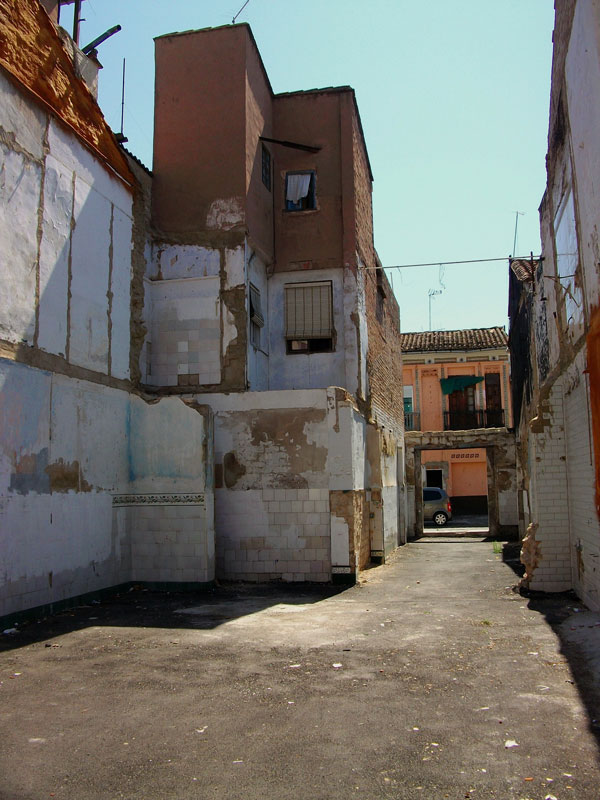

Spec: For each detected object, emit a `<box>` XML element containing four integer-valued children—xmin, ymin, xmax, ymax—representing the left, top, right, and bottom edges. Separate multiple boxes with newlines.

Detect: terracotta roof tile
<box><xmin>400</xmin><ymin>327</ymin><xmax>508</xmax><ymax>353</ymax></box>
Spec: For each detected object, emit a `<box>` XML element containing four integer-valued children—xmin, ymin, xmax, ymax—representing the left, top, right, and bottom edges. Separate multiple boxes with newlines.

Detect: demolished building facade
<box><xmin>509</xmin><ymin>0</ymin><xmax>600</xmax><ymax>609</ymax></box>
<box><xmin>0</xmin><ymin>1</ymin><xmax>405</xmax><ymax>620</ymax></box>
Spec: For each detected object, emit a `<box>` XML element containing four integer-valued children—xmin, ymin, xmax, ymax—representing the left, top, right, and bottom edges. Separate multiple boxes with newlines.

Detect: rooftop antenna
<box><xmin>72</xmin><ymin>0</ymin><xmax>83</xmax><ymax>45</ymax></box>
<box><xmin>232</xmin><ymin>0</ymin><xmax>251</xmax><ymax>23</ymax></box>
<box><xmin>428</xmin><ymin>288</ymin><xmax>442</xmax><ymax>330</ymax></box>
<box><xmin>115</xmin><ymin>58</ymin><xmax>128</xmax><ymax>144</ymax></box>
<box><xmin>512</xmin><ymin>211</ymin><xmax>524</xmax><ymax>256</ymax></box>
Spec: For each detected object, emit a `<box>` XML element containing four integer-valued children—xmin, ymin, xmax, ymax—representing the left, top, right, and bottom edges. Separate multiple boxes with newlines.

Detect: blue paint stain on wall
<box><xmin>127</xmin><ymin>397</ymin><xmax>202</xmax><ymax>481</ymax></box>
<box><xmin>0</xmin><ymin>358</ymin><xmax>52</xmax><ymax>455</ymax></box>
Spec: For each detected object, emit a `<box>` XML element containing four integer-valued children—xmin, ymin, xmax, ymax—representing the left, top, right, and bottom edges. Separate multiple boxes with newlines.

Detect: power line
<box><xmin>361</xmin><ymin>255</ymin><xmax>542</xmax><ymax>271</ymax></box>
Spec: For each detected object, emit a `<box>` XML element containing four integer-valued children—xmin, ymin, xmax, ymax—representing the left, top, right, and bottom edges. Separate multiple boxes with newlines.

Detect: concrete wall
<box><xmin>0</xmin><ymin>359</ymin><xmax>214</xmax><ymax>618</ymax></box>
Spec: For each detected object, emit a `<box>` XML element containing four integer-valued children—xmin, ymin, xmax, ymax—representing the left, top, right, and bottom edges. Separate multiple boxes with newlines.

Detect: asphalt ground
<box><xmin>1</xmin><ymin>539</ymin><xmax>600</xmax><ymax>799</ymax></box>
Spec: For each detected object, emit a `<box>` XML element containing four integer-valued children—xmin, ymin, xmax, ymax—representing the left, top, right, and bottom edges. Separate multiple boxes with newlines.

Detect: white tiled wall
<box><xmin>129</xmin><ymin>502</ymin><xmax>214</xmax><ymax>584</ymax></box>
<box><xmin>564</xmin><ymin>352</ymin><xmax>600</xmax><ymax>609</ymax></box>
<box><xmin>147</xmin><ymin>277</ymin><xmax>221</xmax><ymax>387</ymax></box>
<box><xmin>528</xmin><ymin>377</ymin><xmax>572</xmax><ymax>592</ymax></box>
<box><xmin>215</xmin><ymin>488</ymin><xmax>331</xmax><ymax>581</ymax></box>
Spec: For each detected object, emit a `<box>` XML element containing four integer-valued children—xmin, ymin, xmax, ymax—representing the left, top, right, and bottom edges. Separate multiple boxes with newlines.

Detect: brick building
<box><xmin>401</xmin><ymin>328</ymin><xmax>518</xmax><ymax>536</ymax></box>
<box><xmin>0</xmin><ymin>3</ymin><xmax>405</xmax><ymax>620</ymax></box>
<box><xmin>509</xmin><ymin>0</ymin><xmax>600</xmax><ymax>609</ymax></box>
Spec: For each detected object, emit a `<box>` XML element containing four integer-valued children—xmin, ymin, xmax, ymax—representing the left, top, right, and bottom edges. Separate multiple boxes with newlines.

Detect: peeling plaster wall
<box><xmin>247</xmin><ymin>246</ymin><xmax>269</xmax><ymax>390</ymax></box>
<box><xmin>0</xmin><ymin>70</ymin><xmax>133</xmax><ymax>381</ymax></box>
<box><xmin>196</xmin><ymin>388</ymin><xmax>369</xmax><ymax>581</ymax></box>
<box><xmin>0</xmin><ymin>358</ymin><xmax>214</xmax><ymax>618</ymax></box>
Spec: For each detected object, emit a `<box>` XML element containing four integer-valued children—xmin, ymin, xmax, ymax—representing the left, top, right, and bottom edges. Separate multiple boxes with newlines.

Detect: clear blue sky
<box><xmin>70</xmin><ymin>0</ymin><xmax>554</xmax><ymax>334</ymax></box>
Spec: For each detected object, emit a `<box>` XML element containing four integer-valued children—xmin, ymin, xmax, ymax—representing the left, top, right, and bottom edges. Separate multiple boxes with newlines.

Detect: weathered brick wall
<box><xmin>352</xmin><ymin>113</ymin><xmax>374</xmax><ymax>271</ymax></box>
<box><xmin>363</xmin><ymin>265</ymin><xmax>404</xmax><ymax>431</ymax></box>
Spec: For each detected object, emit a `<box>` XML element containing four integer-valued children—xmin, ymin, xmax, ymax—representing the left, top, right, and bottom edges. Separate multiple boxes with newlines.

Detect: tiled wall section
<box><xmin>126</xmin><ymin>501</ymin><xmax>214</xmax><ymax>584</ymax></box>
<box><xmin>216</xmin><ymin>488</ymin><xmax>331</xmax><ymax>581</ymax></box>
<box><xmin>564</xmin><ymin>352</ymin><xmax>600</xmax><ymax>609</ymax></box>
<box><xmin>147</xmin><ymin>277</ymin><xmax>221</xmax><ymax>387</ymax></box>
<box><xmin>528</xmin><ymin>377</ymin><xmax>572</xmax><ymax>593</ymax></box>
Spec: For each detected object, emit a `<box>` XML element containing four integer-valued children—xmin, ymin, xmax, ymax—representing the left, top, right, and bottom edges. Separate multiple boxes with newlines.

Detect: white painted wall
<box><xmin>0</xmin><ymin>71</ymin><xmax>133</xmax><ymax>379</ymax></box>
<box><xmin>0</xmin><ymin>358</ymin><xmax>214</xmax><ymax>618</ymax></box>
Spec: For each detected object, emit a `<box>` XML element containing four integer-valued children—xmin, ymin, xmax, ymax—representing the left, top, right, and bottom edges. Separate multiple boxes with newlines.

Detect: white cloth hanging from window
<box><xmin>286</xmin><ymin>173</ymin><xmax>311</xmax><ymax>204</ymax></box>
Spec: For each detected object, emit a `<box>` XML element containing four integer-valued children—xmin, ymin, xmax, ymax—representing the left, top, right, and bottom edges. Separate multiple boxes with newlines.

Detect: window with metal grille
<box><xmin>249</xmin><ymin>283</ymin><xmax>264</xmax><ymax>349</ymax></box>
<box><xmin>285</xmin><ymin>282</ymin><xmax>333</xmax><ymax>353</ymax></box>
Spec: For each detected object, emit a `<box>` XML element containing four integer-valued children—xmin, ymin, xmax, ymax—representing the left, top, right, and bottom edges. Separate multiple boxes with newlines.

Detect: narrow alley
<box><xmin>1</xmin><ymin>539</ymin><xmax>599</xmax><ymax>799</ymax></box>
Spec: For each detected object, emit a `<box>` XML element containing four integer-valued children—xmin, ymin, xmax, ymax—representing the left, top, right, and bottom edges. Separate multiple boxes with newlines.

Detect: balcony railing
<box><xmin>443</xmin><ymin>409</ymin><xmax>505</xmax><ymax>431</ymax></box>
<box><xmin>404</xmin><ymin>411</ymin><xmax>421</xmax><ymax>431</ymax></box>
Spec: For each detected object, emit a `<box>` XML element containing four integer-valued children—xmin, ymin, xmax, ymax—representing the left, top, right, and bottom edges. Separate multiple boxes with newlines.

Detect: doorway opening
<box><xmin>421</xmin><ymin>447</ymin><xmax>489</xmax><ymax>534</ymax></box>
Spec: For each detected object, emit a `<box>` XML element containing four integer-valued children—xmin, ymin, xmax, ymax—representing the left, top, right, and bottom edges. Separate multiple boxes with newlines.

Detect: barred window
<box><xmin>249</xmin><ymin>283</ymin><xmax>264</xmax><ymax>349</ymax></box>
<box><xmin>285</xmin><ymin>282</ymin><xmax>333</xmax><ymax>354</ymax></box>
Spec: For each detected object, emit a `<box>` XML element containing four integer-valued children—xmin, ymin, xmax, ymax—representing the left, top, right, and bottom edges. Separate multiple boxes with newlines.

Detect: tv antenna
<box><xmin>232</xmin><ymin>0</ymin><xmax>251</xmax><ymax>23</ymax></box>
<box><xmin>512</xmin><ymin>211</ymin><xmax>525</xmax><ymax>256</ymax></box>
<box><xmin>115</xmin><ymin>58</ymin><xmax>128</xmax><ymax>144</ymax></box>
<box><xmin>428</xmin><ymin>288</ymin><xmax>442</xmax><ymax>330</ymax></box>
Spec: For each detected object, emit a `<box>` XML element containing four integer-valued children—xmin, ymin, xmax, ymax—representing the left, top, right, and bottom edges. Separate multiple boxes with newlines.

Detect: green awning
<box><xmin>440</xmin><ymin>375</ymin><xmax>484</xmax><ymax>395</ymax></box>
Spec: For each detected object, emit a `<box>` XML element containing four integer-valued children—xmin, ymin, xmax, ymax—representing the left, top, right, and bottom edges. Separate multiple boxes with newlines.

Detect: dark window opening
<box><xmin>261</xmin><ymin>145</ymin><xmax>271</xmax><ymax>191</ymax></box>
<box><xmin>426</xmin><ymin>469</ymin><xmax>443</xmax><ymax>489</ymax></box>
<box><xmin>376</xmin><ymin>268</ymin><xmax>386</xmax><ymax>322</ymax></box>
<box><xmin>285</xmin><ymin>171</ymin><xmax>316</xmax><ymax>211</ymax></box>
<box><xmin>286</xmin><ymin>338</ymin><xmax>333</xmax><ymax>354</ymax></box>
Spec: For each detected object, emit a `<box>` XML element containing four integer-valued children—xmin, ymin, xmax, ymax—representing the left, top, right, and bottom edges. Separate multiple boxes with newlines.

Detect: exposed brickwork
<box><xmin>352</xmin><ymin>111</ymin><xmax>374</xmax><ymax>271</ymax></box>
<box><xmin>363</xmin><ymin>265</ymin><xmax>403</xmax><ymax>430</ymax></box>
<box><xmin>0</xmin><ymin>0</ymin><xmax>133</xmax><ymax>184</ymax></box>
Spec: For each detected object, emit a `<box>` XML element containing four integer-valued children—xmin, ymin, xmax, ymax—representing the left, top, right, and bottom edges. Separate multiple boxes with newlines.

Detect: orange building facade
<box><xmin>401</xmin><ymin>328</ymin><xmax>512</xmax><ymax>514</ymax></box>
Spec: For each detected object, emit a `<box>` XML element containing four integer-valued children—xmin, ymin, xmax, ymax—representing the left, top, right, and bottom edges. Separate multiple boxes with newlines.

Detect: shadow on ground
<box><xmin>524</xmin><ymin>587</ymin><xmax>600</xmax><ymax>749</ymax></box>
<box><xmin>0</xmin><ymin>582</ymin><xmax>347</xmax><ymax>653</ymax></box>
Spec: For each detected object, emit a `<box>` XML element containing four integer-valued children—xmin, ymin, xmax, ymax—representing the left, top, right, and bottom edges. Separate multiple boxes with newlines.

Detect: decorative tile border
<box><xmin>112</xmin><ymin>493</ymin><xmax>206</xmax><ymax>507</ymax></box>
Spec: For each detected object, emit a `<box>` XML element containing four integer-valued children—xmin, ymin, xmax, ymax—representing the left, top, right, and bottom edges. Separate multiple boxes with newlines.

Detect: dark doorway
<box><xmin>485</xmin><ymin>373</ymin><xmax>503</xmax><ymax>427</ymax></box>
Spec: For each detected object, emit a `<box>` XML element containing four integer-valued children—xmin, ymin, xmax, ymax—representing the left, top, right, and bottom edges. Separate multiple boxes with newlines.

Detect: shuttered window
<box><xmin>285</xmin><ymin>282</ymin><xmax>332</xmax><ymax>340</ymax></box>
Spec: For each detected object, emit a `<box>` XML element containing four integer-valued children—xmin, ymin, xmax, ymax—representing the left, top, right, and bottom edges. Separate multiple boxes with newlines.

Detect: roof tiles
<box><xmin>400</xmin><ymin>327</ymin><xmax>508</xmax><ymax>353</ymax></box>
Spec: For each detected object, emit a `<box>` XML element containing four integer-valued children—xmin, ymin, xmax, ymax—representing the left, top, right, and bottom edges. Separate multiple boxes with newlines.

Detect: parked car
<box><xmin>423</xmin><ymin>487</ymin><xmax>452</xmax><ymax>526</ymax></box>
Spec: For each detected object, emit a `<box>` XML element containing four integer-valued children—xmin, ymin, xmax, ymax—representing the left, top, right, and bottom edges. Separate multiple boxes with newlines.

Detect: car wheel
<box><xmin>433</xmin><ymin>511</ymin><xmax>448</xmax><ymax>526</ymax></box>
